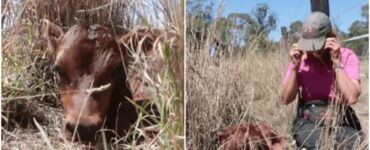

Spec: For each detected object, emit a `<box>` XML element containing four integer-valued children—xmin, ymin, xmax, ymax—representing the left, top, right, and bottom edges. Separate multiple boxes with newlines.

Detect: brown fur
<box><xmin>218</xmin><ymin>121</ymin><xmax>287</xmax><ymax>150</ymax></box>
<box><xmin>43</xmin><ymin>19</ymin><xmax>157</xmax><ymax>143</ymax></box>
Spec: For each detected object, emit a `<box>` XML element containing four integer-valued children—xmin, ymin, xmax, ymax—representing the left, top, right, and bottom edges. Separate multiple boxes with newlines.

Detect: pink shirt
<box><xmin>283</xmin><ymin>48</ymin><xmax>360</xmax><ymax>100</ymax></box>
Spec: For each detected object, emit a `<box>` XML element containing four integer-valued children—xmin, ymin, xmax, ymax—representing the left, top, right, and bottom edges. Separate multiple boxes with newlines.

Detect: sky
<box><xmin>207</xmin><ymin>0</ymin><xmax>368</xmax><ymax>41</ymax></box>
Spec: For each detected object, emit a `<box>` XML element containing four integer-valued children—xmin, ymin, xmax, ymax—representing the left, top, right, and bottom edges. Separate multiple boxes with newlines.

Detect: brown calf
<box><xmin>43</xmin><ymin>20</ymin><xmax>157</xmax><ymax>143</ymax></box>
<box><xmin>218</xmin><ymin>121</ymin><xmax>287</xmax><ymax>150</ymax></box>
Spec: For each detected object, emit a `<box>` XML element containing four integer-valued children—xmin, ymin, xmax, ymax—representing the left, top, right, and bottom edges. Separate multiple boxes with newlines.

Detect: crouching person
<box><xmin>280</xmin><ymin>12</ymin><xmax>363</xmax><ymax>150</ymax></box>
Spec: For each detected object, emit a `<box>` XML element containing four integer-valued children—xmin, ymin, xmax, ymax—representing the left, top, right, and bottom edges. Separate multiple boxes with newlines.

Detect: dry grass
<box><xmin>186</xmin><ymin>2</ymin><xmax>368</xmax><ymax>150</ymax></box>
<box><xmin>186</xmin><ymin>48</ymin><xmax>295</xmax><ymax>149</ymax></box>
<box><xmin>2</xmin><ymin>0</ymin><xmax>183</xmax><ymax>149</ymax></box>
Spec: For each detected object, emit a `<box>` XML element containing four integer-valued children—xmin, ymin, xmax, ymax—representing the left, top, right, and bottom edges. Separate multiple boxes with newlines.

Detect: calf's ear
<box><xmin>42</xmin><ymin>19</ymin><xmax>64</xmax><ymax>56</ymax></box>
<box><xmin>118</xmin><ymin>27</ymin><xmax>156</xmax><ymax>55</ymax></box>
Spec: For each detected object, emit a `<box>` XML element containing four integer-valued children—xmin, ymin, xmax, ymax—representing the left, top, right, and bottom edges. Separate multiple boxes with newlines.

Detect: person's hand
<box><xmin>324</xmin><ymin>37</ymin><xmax>341</xmax><ymax>65</ymax></box>
<box><xmin>289</xmin><ymin>43</ymin><xmax>303</xmax><ymax>70</ymax></box>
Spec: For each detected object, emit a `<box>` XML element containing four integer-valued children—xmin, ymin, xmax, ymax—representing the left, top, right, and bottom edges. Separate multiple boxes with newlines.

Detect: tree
<box><xmin>361</xmin><ymin>4</ymin><xmax>368</xmax><ymax>26</ymax></box>
<box><xmin>249</xmin><ymin>3</ymin><xmax>277</xmax><ymax>52</ymax></box>
<box><xmin>347</xmin><ymin>4</ymin><xmax>368</xmax><ymax>56</ymax></box>
<box><xmin>287</xmin><ymin>20</ymin><xmax>303</xmax><ymax>43</ymax></box>
<box><xmin>348</xmin><ymin>20</ymin><xmax>367</xmax><ymax>55</ymax></box>
<box><xmin>227</xmin><ymin>13</ymin><xmax>256</xmax><ymax>45</ymax></box>
<box><xmin>226</xmin><ymin>3</ymin><xmax>277</xmax><ymax>53</ymax></box>
<box><xmin>186</xmin><ymin>0</ymin><xmax>215</xmax><ymax>51</ymax></box>
<box><xmin>186</xmin><ymin>0</ymin><xmax>214</xmax><ymax>33</ymax></box>
<box><xmin>212</xmin><ymin>17</ymin><xmax>235</xmax><ymax>58</ymax></box>
<box><xmin>214</xmin><ymin>17</ymin><xmax>235</xmax><ymax>42</ymax></box>
<box><xmin>289</xmin><ymin>21</ymin><xmax>303</xmax><ymax>35</ymax></box>
<box><xmin>349</xmin><ymin>21</ymin><xmax>367</xmax><ymax>36</ymax></box>
<box><xmin>253</xmin><ymin>3</ymin><xmax>277</xmax><ymax>36</ymax></box>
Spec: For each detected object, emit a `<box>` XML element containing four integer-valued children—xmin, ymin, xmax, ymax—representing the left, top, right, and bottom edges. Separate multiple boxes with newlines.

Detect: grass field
<box><xmin>186</xmin><ymin>44</ymin><xmax>369</xmax><ymax>149</ymax></box>
<box><xmin>185</xmin><ymin>3</ymin><xmax>369</xmax><ymax>148</ymax></box>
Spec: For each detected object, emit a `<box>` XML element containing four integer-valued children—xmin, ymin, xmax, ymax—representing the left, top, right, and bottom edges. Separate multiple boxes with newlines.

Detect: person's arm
<box><xmin>281</xmin><ymin>68</ymin><xmax>299</xmax><ymax>105</ymax></box>
<box><xmin>325</xmin><ymin>37</ymin><xmax>361</xmax><ymax>105</ymax></box>
<box><xmin>334</xmin><ymin>67</ymin><xmax>361</xmax><ymax>104</ymax></box>
<box><xmin>281</xmin><ymin>44</ymin><xmax>302</xmax><ymax>105</ymax></box>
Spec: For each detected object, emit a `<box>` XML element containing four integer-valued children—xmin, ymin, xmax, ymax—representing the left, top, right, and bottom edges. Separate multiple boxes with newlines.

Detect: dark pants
<box><xmin>293</xmin><ymin>100</ymin><xmax>363</xmax><ymax>150</ymax></box>
<box><xmin>293</xmin><ymin>118</ymin><xmax>362</xmax><ymax>150</ymax></box>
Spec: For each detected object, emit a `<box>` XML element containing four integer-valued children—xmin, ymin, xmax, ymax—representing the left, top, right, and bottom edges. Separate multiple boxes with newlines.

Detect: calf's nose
<box><xmin>65</xmin><ymin>122</ymin><xmax>100</xmax><ymax>142</ymax></box>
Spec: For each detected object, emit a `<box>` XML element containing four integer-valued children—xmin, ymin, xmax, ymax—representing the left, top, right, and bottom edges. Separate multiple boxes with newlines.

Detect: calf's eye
<box><xmin>51</xmin><ymin>64</ymin><xmax>60</xmax><ymax>73</ymax></box>
<box><xmin>51</xmin><ymin>64</ymin><xmax>69</xmax><ymax>82</ymax></box>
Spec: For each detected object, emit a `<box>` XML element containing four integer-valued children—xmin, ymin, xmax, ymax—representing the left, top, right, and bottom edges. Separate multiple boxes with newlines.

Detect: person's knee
<box><xmin>336</xmin><ymin>126</ymin><xmax>362</xmax><ymax>149</ymax></box>
<box><xmin>294</xmin><ymin>123</ymin><xmax>323</xmax><ymax>149</ymax></box>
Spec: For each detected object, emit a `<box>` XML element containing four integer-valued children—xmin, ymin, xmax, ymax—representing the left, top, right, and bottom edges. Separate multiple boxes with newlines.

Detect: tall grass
<box><xmin>186</xmin><ymin>2</ymin><xmax>368</xmax><ymax>149</ymax></box>
<box><xmin>2</xmin><ymin>0</ymin><xmax>183</xmax><ymax>149</ymax></box>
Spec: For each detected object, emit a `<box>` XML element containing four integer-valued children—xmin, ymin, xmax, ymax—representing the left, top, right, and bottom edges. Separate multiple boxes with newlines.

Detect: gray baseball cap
<box><xmin>297</xmin><ymin>12</ymin><xmax>332</xmax><ymax>51</ymax></box>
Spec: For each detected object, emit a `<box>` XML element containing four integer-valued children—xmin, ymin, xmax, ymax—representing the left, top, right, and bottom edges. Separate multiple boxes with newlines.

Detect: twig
<box><xmin>2</xmin><ymin>83</ymin><xmax>111</xmax><ymax>102</ymax></box>
<box><xmin>188</xmin><ymin>66</ymin><xmax>203</xmax><ymax>79</ymax></box>
<box><xmin>85</xmin><ymin>83</ymin><xmax>111</xmax><ymax>93</ymax></box>
<box><xmin>76</xmin><ymin>1</ymin><xmax>118</xmax><ymax>13</ymax></box>
<box><xmin>33</xmin><ymin>118</ymin><xmax>55</xmax><ymax>150</ymax></box>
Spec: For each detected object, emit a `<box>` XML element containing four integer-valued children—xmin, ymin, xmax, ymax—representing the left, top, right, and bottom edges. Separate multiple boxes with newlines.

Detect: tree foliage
<box><xmin>347</xmin><ymin>4</ymin><xmax>368</xmax><ymax>56</ymax></box>
<box><xmin>226</xmin><ymin>3</ymin><xmax>277</xmax><ymax>52</ymax></box>
<box><xmin>187</xmin><ymin>1</ymin><xmax>279</xmax><ymax>54</ymax></box>
<box><xmin>186</xmin><ymin>0</ymin><xmax>214</xmax><ymax>33</ymax></box>
<box><xmin>253</xmin><ymin>3</ymin><xmax>277</xmax><ymax>35</ymax></box>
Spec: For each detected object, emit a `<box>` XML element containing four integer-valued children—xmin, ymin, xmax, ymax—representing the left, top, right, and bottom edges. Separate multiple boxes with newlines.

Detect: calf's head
<box><xmin>43</xmin><ymin>20</ymin><xmax>127</xmax><ymax>141</ymax></box>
